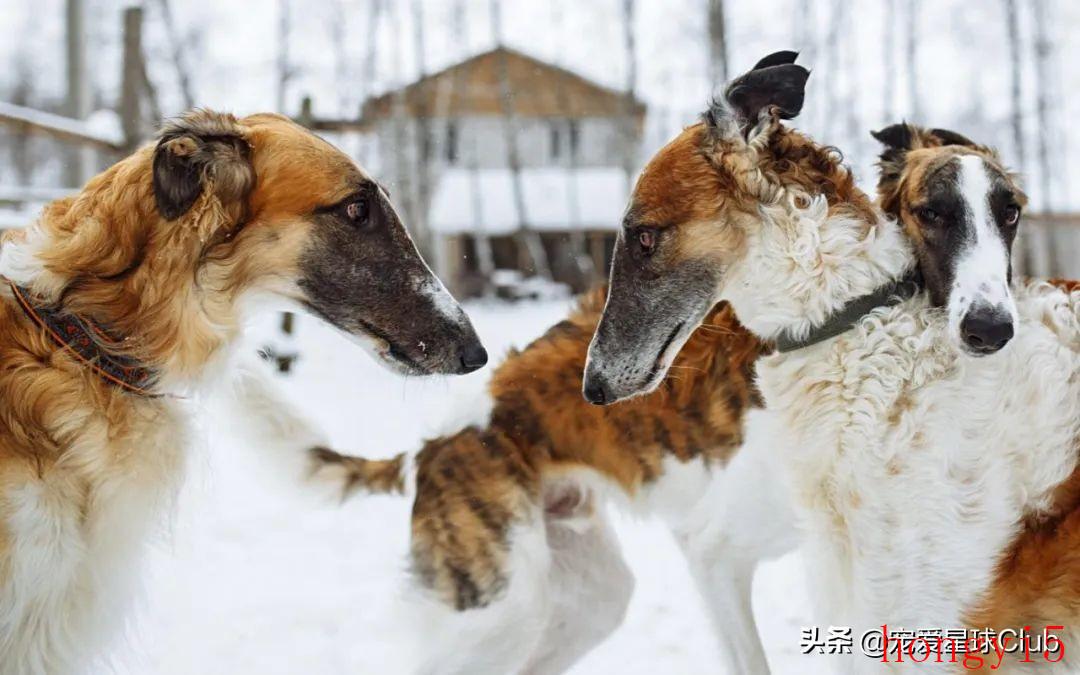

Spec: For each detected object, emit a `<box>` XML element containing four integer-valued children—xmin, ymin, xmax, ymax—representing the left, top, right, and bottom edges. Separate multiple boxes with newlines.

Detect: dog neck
<box><xmin>720</xmin><ymin>188</ymin><xmax>917</xmax><ymax>347</ymax></box>
<box><xmin>0</xmin><ymin>156</ymin><xmax>245</xmax><ymax>389</ymax></box>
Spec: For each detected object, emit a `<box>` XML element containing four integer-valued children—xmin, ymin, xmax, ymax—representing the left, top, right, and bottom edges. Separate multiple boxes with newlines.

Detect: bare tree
<box><xmin>1029</xmin><ymin>0</ymin><xmax>1059</xmax><ymax>276</ymax></box>
<box><xmin>389</xmin><ymin>2</ymin><xmax>415</xmax><ymax>253</ymax></box>
<box><xmin>793</xmin><ymin>0</ymin><xmax>817</xmax><ymax>131</ymax></box>
<box><xmin>330</xmin><ymin>0</ymin><xmax>350</xmax><ymax>116</ymax></box>
<box><xmin>621</xmin><ymin>0</ymin><xmax>638</xmax><ymax>183</ymax></box>
<box><xmin>1003</xmin><ymin>0</ymin><xmax>1025</xmax><ymax>176</ymax></box>
<box><xmin>10</xmin><ymin>54</ymin><xmax>34</xmax><ymax>186</ymax></box>
<box><xmin>65</xmin><ymin>0</ymin><xmax>94</xmax><ymax>186</ymax></box>
<box><xmin>905</xmin><ymin>0</ymin><xmax>920</xmax><ymax>121</ymax></box>
<box><xmin>359</xmin><ymin>0</ymin><xmax>384</xmax><ymax>166</ymax></box>
<box><xmin>883</xmin><ymin>0</ymin><xmax>896</xmax><ymax>121</ymax></box>
<box><xmin>450</xmin><ymin>0</ymin><xmax>496</xmax><ymax>291</ymax></box>
<box><xmin>1031</xmin><ymin>0</ymin><xmax>1054</xmax><ymax>213</ymax></box>
<box><xmin>276</xmin><ymin>0</ymin><xmax>292</xmax><ymax>113</ymax></box>
<box><xmin>154</xmin><ymin>0</ymin><xmax>195</xmax><ymax>109</ymax></box>
<box><xmin>707</xmin><ymin>0</ymin><xmax>729</xmax><ymax>91</ymax></box>
<box><xmin>822</xmin><ymin>0</ymin><xmax>842</xmax><ymax>138</ymax></box>
<box><xmin>490</xmin><ymin>0</ymin><xmax>552</xmax><ymax>281</ymax></box>
<box><xmin>550</xmin><ymin>0</ymin><xmax>595</xmax><ymax>285</ymax></box>
<box><xmin>410</xmin><ymin>0</ymin><xmax>435</xmax><ymax>261</ymax></box>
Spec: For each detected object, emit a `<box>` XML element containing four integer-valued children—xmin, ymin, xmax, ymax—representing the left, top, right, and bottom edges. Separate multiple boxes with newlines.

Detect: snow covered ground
<box><xmin>108</xmin><ymin>298</ymin><xmax>831</xmax><ymax>675</ymax></box>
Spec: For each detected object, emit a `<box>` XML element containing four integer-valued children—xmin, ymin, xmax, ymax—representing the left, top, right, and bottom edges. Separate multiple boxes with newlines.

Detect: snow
<box><xmin>107</xmin><ymin>299</ymin><xmax>829</xmax><ymax>675</ymax></box>
<box><xmin>429</xmin><ymin>168</ymin><xmax>627</xmax><ymax>235</ymax></box>
<box><xmin>0</xmin><ymin>101</ymin><xmax>124</xmax><ymax>149</ymax></box>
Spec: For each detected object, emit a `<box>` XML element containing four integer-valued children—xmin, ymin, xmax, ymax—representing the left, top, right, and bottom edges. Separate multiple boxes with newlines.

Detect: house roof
<box><xmin>358</xmin><ymin>47</ymin><xmax>646</xmax><ymax>126</ymax></box>
<box><xmin>429</xmin><ymin>167</ymin><xmax>628</xmax><ymax>235</ymax></box>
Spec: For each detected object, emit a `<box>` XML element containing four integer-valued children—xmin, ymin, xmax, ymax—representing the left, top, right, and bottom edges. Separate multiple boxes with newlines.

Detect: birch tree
<box><xmin>883</xmin><ymin>0</ymin><xmax>896</xmax><ymax>121</ymax></box>
<box><xmin>905</xmin><ymin>0</ymin><xmax>920</xmax><ymax>121</ymax></box>
<box><xmin>707</xmin><ymin>0</ymin><xmax>729</xmax><ymax>92</ymax></box>
<box><xmin>490</xmin><ymin>0</ymin><xmax>553</xmax><ymax>281</ymax></box>
<box><xmin>154</xmin><ymin>0</ymin><xmax>195</xmax><ymax>109</ymax></box>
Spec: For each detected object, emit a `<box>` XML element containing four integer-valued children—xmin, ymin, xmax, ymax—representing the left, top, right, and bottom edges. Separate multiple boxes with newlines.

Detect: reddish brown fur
<box><xmin>314</xmin><ymin>286</ymin><xmax>766</xmax><ymax>610</ymax></box>
<box><xmin>630</xmin><ymin>121</ymin><xmax>872</xmax><ymax>272</ymax></box>
<box><xmin>0</xmin><ymin>111</ymin><xmax>382</xmax><ymax>622</ymax></box>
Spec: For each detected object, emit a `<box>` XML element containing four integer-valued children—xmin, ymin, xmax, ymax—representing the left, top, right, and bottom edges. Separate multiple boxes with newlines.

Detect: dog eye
<box><xmin>344</xmin><ymin>198</ymin><xmax>368</xmax><ymax>224</ymax></box>
<box><xmin>638</xmin><ymin>229</ymin><xmax>657</xmax><ymax>256</ymax></box>
<box><xmin>916</xmin><ymin>207</ymin><xmax>941</xmax><ymax>224</ymax></box>
<box><xmin>1004</xmin><ymin>204</ymin><xmax>1021</xmax><ymax>226</ymax></box>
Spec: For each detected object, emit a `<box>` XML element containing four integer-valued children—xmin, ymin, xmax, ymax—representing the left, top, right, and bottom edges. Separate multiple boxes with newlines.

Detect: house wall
<box><xmin>372</xmin><ymin>114</ymin><xmax>631</xmax><ymax>178</ymax></box>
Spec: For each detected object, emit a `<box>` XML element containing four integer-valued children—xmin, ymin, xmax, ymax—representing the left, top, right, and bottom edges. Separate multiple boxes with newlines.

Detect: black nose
<box><xmin>582</xmin><ymin>377</ymin><xmax>610</xmax><ymax>405</ymax></box>
<box><xmin>960</xmin><ymin>312</ymin><xmax>1014</xmax><ymax>355</ymax></box>
<box><xmin>459</xmin><ymin>343</ymin><xmax>488</xmax><ymax>373</ymax></box>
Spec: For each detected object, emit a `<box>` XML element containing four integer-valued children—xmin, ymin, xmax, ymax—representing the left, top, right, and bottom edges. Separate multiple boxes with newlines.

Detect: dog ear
<box><xmin>871</xmin><ymin>123</ymin><xmax>915</xmax><ymax>152</ymax></box>
<box><xmin>871</xmin><ymin>123</ymin><xmax>919</xmax><ymax>215</ymax></box>
<box><xmin>705</xmin><ymin>51</ymin><xmax>809</xmax><ymax>139</ymax></box>
<box><xmin>927</xmin><ymin>127</ymin><xmax>979</xmax><ymax>149</ymax></box>
<box><xmin>152</xmin><ymin>110</ymin><xmax>254</xmax><ymax>222</ymax></box>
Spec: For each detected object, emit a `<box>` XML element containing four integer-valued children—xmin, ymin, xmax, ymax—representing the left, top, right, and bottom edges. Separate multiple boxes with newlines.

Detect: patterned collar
<box><xmin>7</xmin><ymin>281</ymin><xmax>159</xmax><ymax>396</ymax></box>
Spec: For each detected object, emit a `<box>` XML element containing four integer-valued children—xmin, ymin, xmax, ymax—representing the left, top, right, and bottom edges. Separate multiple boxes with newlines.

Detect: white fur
<box><xmin>721</xmin><ymin>195</ymin><xmax>914</xmax><ymax>344</ymax></box>
<box><xmin>0</xmin><ymin>232</ymin><xmax>345</xmax><ymax>672</ymax></box>
<box><xmin>948</xmin><ymin>154</ymin><xmax>1018</xmax><ymax>343</ymax></box>
<box><xmin>757</xmin><ymin>278</ymin><xmax>1079</xmax><ymax>672</ymax></box>
<box><xmin>709</xmin><ymin>187</ymin><xmax>1079</xmax><ymax>670</ymax></box>
<box><xmin>391</xmin><ymin>440</ymin><xmax>800</xmax><ymax>674</ymax></box>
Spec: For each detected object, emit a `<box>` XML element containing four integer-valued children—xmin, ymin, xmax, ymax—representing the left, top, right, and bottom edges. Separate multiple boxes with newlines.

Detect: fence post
<box><xmin>65</xmin><ymin>0</ymin><xmax>94</xmax><ymax>186</ymax></box>
<box><xmin>120</xmin><ymin>7</ymin><xmax>144</xmax><ymax>153</ymax></box>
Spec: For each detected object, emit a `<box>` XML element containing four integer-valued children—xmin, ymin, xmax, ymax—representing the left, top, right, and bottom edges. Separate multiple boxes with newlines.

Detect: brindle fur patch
<box><xmin>313</xmin><ymin>286</ymin><xmax>767</xmax><ymax>610</ymax></box>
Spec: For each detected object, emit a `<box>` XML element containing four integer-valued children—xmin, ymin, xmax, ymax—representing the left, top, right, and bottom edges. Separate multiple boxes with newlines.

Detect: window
<box><xmin>550</xmin><ymin>122</ymin><xmax>561</xmax><ymax>160</ymax></box>
<box><xmin>445</xmin><ymin>121</ymin><xmax>459</xmax><ymax>164</ymax></box>
<box><xmin>568</xmin><ymin>120</ymin><xmax>580</xmax><ymax>160</ymax></box>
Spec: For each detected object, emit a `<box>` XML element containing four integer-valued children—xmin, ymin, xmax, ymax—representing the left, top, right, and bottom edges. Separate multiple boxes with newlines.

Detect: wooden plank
<box><xmin>0</xmin><ymin>101</ymin><xmax>124</xmax><ymax>152</ymax></box>
<box><xmin>0</xmin><ymin>186</ymin><xmax>75</xmax><ymax>204</ymax></box>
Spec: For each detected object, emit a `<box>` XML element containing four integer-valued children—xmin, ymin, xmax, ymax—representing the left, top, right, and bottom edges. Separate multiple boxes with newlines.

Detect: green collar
<box><xmin>773</xmin><ymin>270</ymin><xmax>923</xmax><ymax>353</ymax></box>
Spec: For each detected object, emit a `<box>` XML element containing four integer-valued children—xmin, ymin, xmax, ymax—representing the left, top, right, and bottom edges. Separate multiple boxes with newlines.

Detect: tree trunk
<box><xmin>883</xmin><ymin>0</ymin><xmax>896</xmax><ymax>121</ymax></box>
<box><xmin>490</xmin><ymin>0</ymin><xmax>552</xmax><ymax>281</ymax></box>
<box><xmin>706</xmin><ymin>0</ymin><xmax>728</xmax><ymax>92</ymax></box>
<box><xmin>409</xmin><ymin>0</ymin><xmax>435</xmax><ymax>263</ymax></box>
<box><xmin>551</xmin><ymin>0</ymin><xmax>595</xmax><ymax>287</ymax></box>
<box><xmin>66</xmin><ymin>0</ymin><xmax>94</xmax><ymax>187</ymax></box>
<box><xmin>154</xmin><ymin>0</ymin><xmax>195</xmax><ymax>109</ymax></box>
<box><xmin>450</xmin><ymin>0</ymin><xmax>495</xmax><ymax>295</ymax></box>
<box><xmin>275</xmin><ymin>0</ymin><xmax>291</xmax><ymax>113</ymax></box>
<box><xmin>1029</xmin><ymin>0</ymin><xmax>1056</xmax><ymax>275</ymax></box>
<box><xmin>905</xmin><ymin>0</ymin><xmax>920</xmax><ymax>121</ymax></box>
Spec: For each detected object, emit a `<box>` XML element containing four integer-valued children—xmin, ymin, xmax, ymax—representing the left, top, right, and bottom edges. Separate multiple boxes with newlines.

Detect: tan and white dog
<box><xmin>0</xmin><ymin>110</ymin><xmax>486</xmax><ymax>674</ymax></box>
<box><xmin>586</xmin><ymin>51</ymin><xmax>1080</xmax><ymax>673</ymax></box>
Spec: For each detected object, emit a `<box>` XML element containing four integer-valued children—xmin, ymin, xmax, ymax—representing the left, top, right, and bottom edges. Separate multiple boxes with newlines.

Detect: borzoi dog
<box><xmin>309</xmin><ymin>286</ymin><xmax>776</xmax><ymax>674</ymax></box>
<box><xmin>0</xmin><ymin>109</ymin><xmax>485</xmax><ymax>674</ymax></box>
<box><xmin>585</xmin><ymin>51</ymin><xmax>1080</xmax><ymax>673</ymax></box>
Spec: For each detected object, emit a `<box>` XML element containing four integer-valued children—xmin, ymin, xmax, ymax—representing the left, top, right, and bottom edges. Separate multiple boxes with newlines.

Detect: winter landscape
<box><xmin>0</xmin><ymin>0</ymin><xmax>1078</xmax><ymax>673</ymax></box>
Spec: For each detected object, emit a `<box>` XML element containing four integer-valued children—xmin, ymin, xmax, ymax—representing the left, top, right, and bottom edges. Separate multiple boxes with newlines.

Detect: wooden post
<box><xmin>65</xmin><ymin>0</ymin><xmax>94</xmax><ymax>186</ymax></box>
<box><xmin>120</xmin><ymin>7</ymin><xmax>144</xmax><ymax>153</ymax></box>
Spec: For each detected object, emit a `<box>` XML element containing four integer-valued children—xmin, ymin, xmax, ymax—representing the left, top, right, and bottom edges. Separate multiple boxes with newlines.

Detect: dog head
<box><xmin>149</xmin><ymin>110</ymin><xmax>486</xmax><ymax>375</ymax></box>
<box><xmin>873</xmin><ymin>123</ymin><xmax>1026</xmax><ymax>356</ymax></box>
<box><xmin>583</xmin><ymin>51</ymin><xmax>813</xmax><ymax>404</ymax></box>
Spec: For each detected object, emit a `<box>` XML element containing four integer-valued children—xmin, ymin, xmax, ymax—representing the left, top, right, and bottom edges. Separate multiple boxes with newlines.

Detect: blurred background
<box><xmin>0</xmin><ymin>0</ymin><xmax>1077</xmax><ymax>301</ymax></box>
<box><xmin>2</xmin><ymin>3</ymin><xmax>1078</xmax><ymax>673</ymax></box>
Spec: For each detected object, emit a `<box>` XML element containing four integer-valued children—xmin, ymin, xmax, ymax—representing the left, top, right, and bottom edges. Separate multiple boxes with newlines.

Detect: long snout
<box><xmin>410</xmin><ymin>278</ymin><xmax>488</xmax><ymax>375</ymax></box>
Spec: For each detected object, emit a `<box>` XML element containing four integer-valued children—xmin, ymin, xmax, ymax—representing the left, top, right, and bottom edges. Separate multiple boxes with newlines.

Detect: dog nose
<box><xmin>960</xmin><ymin>311</ymin><xmax>1014</xmax><ymax>355</ymax></box>
<box><xmin>582</xmin><ymin>377</ymin><xmax>610</xmax><ymax>406</ymax></box>
<box><xmin>459</xmin><ymin>343</ymin><xmax>488</xmax><ymax>373</ymax></box>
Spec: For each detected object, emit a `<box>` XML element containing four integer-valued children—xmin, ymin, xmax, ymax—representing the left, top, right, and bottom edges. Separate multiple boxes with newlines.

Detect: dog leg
<box><xmin>399</xmin><ymin>516</ymin><xmax>554</xmax><ymax>675</ymax></box>
<box><xmin>521</xmin><ymin>490</ymin><xmax>634</xmax><ymax>675</ymax></box>
<box><xmin>669</xmin><ymin>412</ymin><xmax>798</xmax><ymax>675</ymax></box>
<box><xmin>206</xmin><ymin>355</ymin><xmax>339</xmax><ymax>492</ymax></box>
